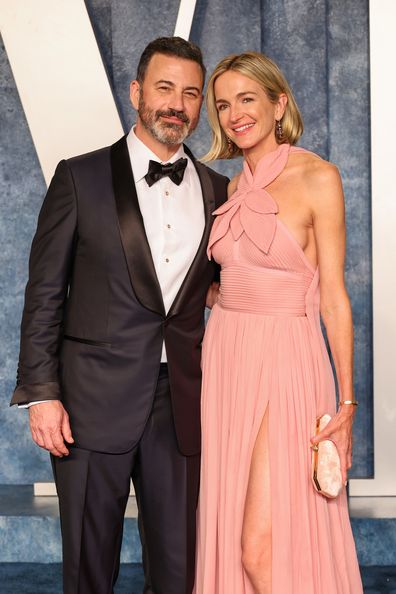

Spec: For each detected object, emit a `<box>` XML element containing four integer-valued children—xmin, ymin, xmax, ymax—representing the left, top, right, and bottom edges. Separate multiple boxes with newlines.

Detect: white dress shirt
<box><xmin>21</xmin><ymin>128</ymin><xmax>205</xmax><ymax>406</ymax></box>
<box><xmin>127</xmin><ymin>127</ymin><xmax>205</xmax><ymax>360</ymax></box>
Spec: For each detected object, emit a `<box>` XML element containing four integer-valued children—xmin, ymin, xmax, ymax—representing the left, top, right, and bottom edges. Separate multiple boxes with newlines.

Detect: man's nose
<box><xmin>168</xmin><ymin>91</ymin><xmax>185</xmax><ymax>113</ymax></box>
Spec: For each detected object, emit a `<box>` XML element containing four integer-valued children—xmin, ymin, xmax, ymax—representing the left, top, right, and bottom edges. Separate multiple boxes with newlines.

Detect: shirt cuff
<box><xmin>18</xmin><ymin>400</ymin><xmax>52</xmax><ymax>409</ymax></box>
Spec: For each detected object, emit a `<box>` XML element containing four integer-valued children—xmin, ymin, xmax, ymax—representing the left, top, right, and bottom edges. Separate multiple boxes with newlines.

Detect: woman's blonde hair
<box><xmin>203</xmin><ymin>51</ymin><xmax>303</xmax><ymax>161</ymax></box>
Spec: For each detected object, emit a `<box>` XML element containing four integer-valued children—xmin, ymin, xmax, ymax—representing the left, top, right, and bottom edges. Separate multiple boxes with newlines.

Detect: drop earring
<box><xmin>275</xmin><ymin>119</ymin><xmax>284</xmax><ymax>141</ymax></box>
<box><xmin>227</xmin><ymin>136</ymin><xmax>234</xmax><ymax>153</ymax></box>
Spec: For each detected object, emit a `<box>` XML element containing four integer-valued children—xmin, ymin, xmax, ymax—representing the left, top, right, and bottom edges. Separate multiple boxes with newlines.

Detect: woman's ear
<box><xmin>276</xmin><ymin>93</ymin><xmax>288</xmax><ymax>120</ymax></box>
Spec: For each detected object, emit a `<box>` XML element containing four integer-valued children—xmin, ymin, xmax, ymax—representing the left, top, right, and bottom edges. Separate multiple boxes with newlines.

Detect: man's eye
<box><xmin>158</xmin><ymin>86</ymin><xmax>170</xmax><ymax>91</ymax></box>
<box><xmin>185</xmin><ymin>92</ymin><xmax>199</xmax><ymax>99</ymax></box>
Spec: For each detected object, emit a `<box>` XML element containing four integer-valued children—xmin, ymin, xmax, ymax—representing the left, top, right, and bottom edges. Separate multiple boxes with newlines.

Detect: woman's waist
<box><xmin>218</xmin><ymin>265</ymin><xmax>309</xmax><ymax>316</ymax></box>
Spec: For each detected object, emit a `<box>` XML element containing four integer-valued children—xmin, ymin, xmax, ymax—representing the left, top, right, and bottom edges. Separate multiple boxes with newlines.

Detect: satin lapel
<box><xmin>168</xmin><ymin>147</ymin><xmax>216</xmax><ymax>318</ymax></box>
<box><xmin>111</xmin><ymin>136</ymin><xmax>165</xmax><ymax>316</ymax></box>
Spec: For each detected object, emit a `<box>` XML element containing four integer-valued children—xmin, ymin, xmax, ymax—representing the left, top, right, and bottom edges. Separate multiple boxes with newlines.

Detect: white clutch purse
<box><xmin>311</xmin><ymin>414</ymin><xmax>343</xmax><ymax>499</ymax></box>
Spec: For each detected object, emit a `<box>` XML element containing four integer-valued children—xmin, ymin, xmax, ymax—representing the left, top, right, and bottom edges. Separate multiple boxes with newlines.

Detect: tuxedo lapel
<box><xmin>168</xmin><ymin>146</ymin><xmax>216</xmax><ymax>318</ymax></box>
<box><xmin>111</xmin><ymin>136</ymin><xmax>165</xmax><ymax>316</ymax></box>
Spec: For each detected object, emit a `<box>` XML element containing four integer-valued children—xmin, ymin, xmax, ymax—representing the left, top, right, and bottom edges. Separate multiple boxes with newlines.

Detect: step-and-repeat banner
<box><xmin>1</xmin><ymin>0</ymin><xmax>392</xmax><ymax>495</ymax></box>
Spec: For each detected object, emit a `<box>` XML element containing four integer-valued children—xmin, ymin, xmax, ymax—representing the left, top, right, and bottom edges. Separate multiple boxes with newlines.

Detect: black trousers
<box><xmin>52</xmin><ymin>365</ymin><xmax>200</xmax><ymax>594</ymax></box>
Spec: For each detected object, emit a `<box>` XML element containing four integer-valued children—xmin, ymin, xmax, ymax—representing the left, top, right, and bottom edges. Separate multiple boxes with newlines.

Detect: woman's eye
<box><xmin>217</xmin><ymin>104</ymin><xmax>228</xmax><ymax>112</ymax></box>
<box><xmin>242</xmin><ymin>97</ymin><xmax>253</xmax><ymax>103</ymax></box>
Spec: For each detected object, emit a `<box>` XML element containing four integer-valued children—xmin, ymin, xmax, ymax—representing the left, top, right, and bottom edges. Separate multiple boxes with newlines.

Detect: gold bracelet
<box><xmin>339</xmin><ymin>400</ymin><xmax>358</xmax><ymax>406</ymax></box>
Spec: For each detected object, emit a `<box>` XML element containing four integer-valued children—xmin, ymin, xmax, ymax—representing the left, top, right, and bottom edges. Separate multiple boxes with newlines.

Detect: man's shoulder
<box><xmin>65</xmin><ymin>143</ymin><xmax>112</xmax><ymax>170</ymax></box>
<box><xmin>199</xmin><ymin>164</ymin><xmax>229</xmax><ymax>206</ymax></box>
<box><xmin>183</xmin><ymin>144</ymin><xmax>229</xmax><ymax>186</ymax></box>
<box><xmin>64</xmin><ymin>136</ymin><xmax>126</xmax><ymax>172</ymax></box>
<box><xmin>199</xmin><ymin>162</ymin><xmax>229</xmax><ymax>185</ymax></box>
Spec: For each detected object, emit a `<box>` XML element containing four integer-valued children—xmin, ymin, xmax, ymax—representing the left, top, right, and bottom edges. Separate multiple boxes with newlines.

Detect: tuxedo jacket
<box><xmin>11</xmin><ymin>136</ymin><xmax>228</xmax><ymax>456</ymax></box>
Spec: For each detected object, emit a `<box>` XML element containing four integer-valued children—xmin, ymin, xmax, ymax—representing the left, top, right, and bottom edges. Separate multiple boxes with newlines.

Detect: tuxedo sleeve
<box><xmin>213</xmin><ymin>263</ymin><xmax>221</xmax><ymax>283</ymax></box>
<box><xmin>10</xmin><ymin>160</ymin><xmax>77</xmax><ymax>405</ymax></box>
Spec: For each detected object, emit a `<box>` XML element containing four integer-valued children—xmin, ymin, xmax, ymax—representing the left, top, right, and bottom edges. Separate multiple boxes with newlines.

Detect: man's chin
<box><xmin>153</xmin><ymin>124</ymin><xmax>189</xmax><ymax>146</ymax></box>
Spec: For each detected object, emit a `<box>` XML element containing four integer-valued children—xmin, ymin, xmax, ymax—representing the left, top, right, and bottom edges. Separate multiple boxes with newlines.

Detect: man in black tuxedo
<box><xmin>11</xmin><ymin>37</ymin><xmax>228</xmax><ymax>594</ymax></box>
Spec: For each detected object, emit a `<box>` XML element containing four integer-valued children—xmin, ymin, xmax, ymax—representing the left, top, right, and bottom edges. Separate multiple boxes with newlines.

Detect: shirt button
<box><xmin>166</xmin><ymin>224</ymin><xmax>171</xmax><ymax>229</ymax></box>
<box><xmin>165</xmin><ymin>190</ymin><xmax>170</xmax><ymax>197</ymax></box>
<box><xmin>165</xmin><ymin>258</ymin><xmax>170</xmax><ymax>263</ymax></box>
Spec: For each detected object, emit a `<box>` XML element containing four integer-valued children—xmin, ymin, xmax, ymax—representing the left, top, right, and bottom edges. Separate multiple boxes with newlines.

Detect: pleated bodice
<box><xmin>208</xmin><ymin>143</ymin><xmax>316</xmax><ymax>317</ymax></box>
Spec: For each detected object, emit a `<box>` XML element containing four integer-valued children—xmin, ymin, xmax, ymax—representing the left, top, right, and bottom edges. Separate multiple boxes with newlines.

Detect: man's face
<box><xmin>130</xmin><ymin>53</ymin><xmax>204</xmax><ymax>146</ymax></box>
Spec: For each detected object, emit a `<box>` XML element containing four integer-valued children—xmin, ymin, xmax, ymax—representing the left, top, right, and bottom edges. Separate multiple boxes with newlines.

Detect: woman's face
<box><xmin>213</xmin><ymin>70</ymin><xmax>286</xmax><ymax>155</ymax></box>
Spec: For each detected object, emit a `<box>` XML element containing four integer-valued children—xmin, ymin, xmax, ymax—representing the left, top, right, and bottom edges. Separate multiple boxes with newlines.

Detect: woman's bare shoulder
<box><xmin>290</xmin><ymin>151</ymin><xmax>341</xmax><ymax>195</ymax></box>
<box><xmin>290</xmin><ymin>150</ymin><xmax>341</xmax><ymax>186</ymax></box>
<box><xmin>306</xmin><ymin>161</ymin><xmax>342</xmax><ymax>204</ymax></box>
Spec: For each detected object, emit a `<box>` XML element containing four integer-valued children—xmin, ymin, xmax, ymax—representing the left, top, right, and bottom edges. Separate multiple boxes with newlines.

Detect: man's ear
<box><xmin>130</xmin><ymin>80</ymin><xmax>140</xmax><ymax>110</ymax></box>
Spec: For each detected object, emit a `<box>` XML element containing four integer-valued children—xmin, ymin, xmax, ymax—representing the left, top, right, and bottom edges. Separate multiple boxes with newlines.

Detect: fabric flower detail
<box><xmin>207</xmin><ymin>143</ymin><xmax>291</xmax><ymax>259</ymax></box>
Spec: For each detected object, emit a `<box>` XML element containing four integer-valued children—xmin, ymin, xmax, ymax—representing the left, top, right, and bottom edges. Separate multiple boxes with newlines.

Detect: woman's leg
<box><xmin>241</xmin><ymin>406</ymin><xmax>272</xmax><ymax>594</ymax></box>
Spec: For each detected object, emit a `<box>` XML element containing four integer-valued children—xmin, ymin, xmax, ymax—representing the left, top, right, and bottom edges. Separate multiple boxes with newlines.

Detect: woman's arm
<box><xmin>308</xmin><ymin>162</ymin><xmax>356</xmax><ymax>483</ymax></box>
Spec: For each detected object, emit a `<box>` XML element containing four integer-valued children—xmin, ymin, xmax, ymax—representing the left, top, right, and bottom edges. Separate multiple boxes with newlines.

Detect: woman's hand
<box><xmin>206</xmin><ymin>282</ymin><xmax>220</xmax><ymax>309</ymax></box>
<box><xmin>310</xmin><ymin>405</ymin><xmax>356</xmax><ymax>484</ymax></box>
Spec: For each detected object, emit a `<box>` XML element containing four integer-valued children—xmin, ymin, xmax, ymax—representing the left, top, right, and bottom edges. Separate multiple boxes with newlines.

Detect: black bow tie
<box><xmin>144</xmin><ymin>157</ymin><xmax>188</xmax><ymax>187</ymax></box>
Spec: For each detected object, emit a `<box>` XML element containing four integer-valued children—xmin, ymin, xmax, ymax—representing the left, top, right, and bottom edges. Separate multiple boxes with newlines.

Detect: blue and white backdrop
<box><xmin>0</xmin><ymin>0</ymin><xmax>393</xmax><ymax>496</ymax></box>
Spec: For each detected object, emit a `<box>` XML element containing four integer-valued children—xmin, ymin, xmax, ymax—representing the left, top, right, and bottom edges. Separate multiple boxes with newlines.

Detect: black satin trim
<box><xmin>111</xmin><ymin>137</ymin><xmax>165</xmax><ymax>317</ymax></box>
<box><xmin>167</xmin><ymin>147</ymin><xmax>216</xmax><ymax>318</ymax></box>
<box><xmin>110</xmin><ymin>138</ymin><xmax>217</xmax><ymax>320</ymax></box>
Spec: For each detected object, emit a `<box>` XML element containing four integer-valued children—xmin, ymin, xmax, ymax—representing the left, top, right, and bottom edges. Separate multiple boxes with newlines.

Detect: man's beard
<box><xmin>138</xmin><ymin>94</ymin><xmax>197</xmax><ymax>146</ymax></box>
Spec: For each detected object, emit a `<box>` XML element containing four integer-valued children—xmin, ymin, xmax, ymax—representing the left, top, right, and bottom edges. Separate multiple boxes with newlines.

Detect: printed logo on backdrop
<box><xmin>0</xmin><ymin>0</ymin><xmax>197</xmax><ymax>186</ymax></box>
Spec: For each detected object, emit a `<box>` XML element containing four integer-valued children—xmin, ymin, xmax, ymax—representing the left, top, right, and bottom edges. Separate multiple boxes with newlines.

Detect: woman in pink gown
<box><xmin>194</xmin><ymin>52</ymin><xmax>363</xmax><ymax>594</ymax></box>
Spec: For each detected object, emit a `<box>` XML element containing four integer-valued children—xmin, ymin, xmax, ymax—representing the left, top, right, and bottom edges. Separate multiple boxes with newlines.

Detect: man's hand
<box><xmin>29</xmin><ymin>401</ymin><xmax>74</xmax><ymax>457</ymax></box>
